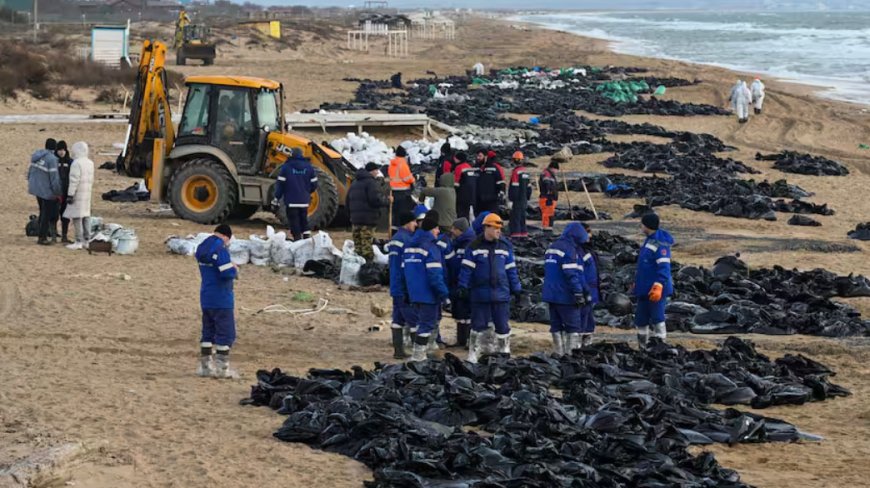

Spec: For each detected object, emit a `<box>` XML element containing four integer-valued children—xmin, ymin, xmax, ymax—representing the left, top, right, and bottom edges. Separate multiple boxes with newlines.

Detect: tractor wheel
<box><xmin>177</xmin><ymin>53</ymin><xmax>186</xmax><ymax>66</ymax></box>
<box><xmin>274</xmin><ymin>167</ymin><xmax>339</xmax><ymax>230</ymax></box>
<box><xmin>203</xmin><ymin>57</ymin><xmax>214</xmax><ymax>66</ymax></box>
<box><xmin>168</xmin><ymin>158</ymin><xmax>237</xmax><ymax>225</ymax></box>
<box><xmin>228</xmin><ymin>204</ymin><xmax>260</xmax><ymax>221</ymax></box>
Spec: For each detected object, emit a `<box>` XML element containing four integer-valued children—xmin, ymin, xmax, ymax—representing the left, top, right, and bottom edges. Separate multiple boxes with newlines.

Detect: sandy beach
<box><xmin>0</xmin><ymin>15</ymin><xmax>868</xmax><ymax>488</ymax></box>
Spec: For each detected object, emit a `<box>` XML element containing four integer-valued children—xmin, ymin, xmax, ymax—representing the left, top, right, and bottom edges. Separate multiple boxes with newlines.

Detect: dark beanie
<box><xmin>364</xmin><ymin>162</ymin><xmax>380</xmax><ymax>172</ymax></box>
<box><xmin>395</xmin><ymin>146</ymin><xmax>407</xmax><ymax>157</ymax></box>
<box><xmin>55</xmin><ymin>140</ymin><xmax>68</xmax><ymax>152</ymax></box>
<box><xmin>452</xmin><ymin>217</ymin><xmax>469</xmax><ymax>232</ymax></box>
<box><xmin>641</xmin><ymin>213</ymin><xmax>660</xmax><ymax>231</ymax></box>
<box><xmin>398</xmin><ymin>211</ymin><xmax>416</xmax><ymax>226</ymax></box>
<box><xmin>214</xmin><ymin>224</ymin><xmax>233</xmax><ymax>238</ymax></box>
<box><xmin>421</xmin><ymin>211</ymin><xmax>439</xmax><ymax>231</ymax></box>
<box><xmin>45</xmin><ymin>138</ymin><xmax>57</xmax><ymax>150</ymax></box>
<box><xmin>455</xmin><ymin>151</ymin><xmax>468</xmax><ymax>163</ymax></box>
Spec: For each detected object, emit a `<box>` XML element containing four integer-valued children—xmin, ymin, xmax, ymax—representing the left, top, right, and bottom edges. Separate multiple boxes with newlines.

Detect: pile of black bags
<box><xmin>848</xmin><ymin>223</ymin><xmax>870</xmax><ymax>241</ymax></box>
<box><xmin>242</xmin><ymin>337</ymin><xmax>849</xmax><ymax>487</ymax></box>
<box><xmin>756</xmin><ymin>151</ymin><xmax>850</xmax><ymax>176</ymax></box>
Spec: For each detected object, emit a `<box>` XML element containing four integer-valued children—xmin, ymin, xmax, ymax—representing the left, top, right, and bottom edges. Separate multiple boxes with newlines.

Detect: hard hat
<box><xmin>512</xmin><ymin>151</ymin><xmax>524</xmax><ymax>160</ymax></box>
<box><xmin>482</xmin><ymin>213</ymin><xmax>504</xmax><ymax>229</ymax></box>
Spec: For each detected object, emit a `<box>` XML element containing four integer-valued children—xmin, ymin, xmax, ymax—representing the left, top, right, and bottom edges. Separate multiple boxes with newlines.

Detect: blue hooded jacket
<box><xmin>27</xmin><ymin>149</ymin><xmax>61</xmax><ymax>200</ymax></box>
<box><xmin>445</xmin><ymin>227</ymin><xmax>475</xmax><ymax>287</ymax></box>
<box><xmin>471</xmin><ymin>211</ymin><xmax>491</xmax><ymax>236</ymax></box>
<box><xmin>196</xmin><ymin>235</ymin><xmax>237</xmax><ymax>309</ymax></box>
<box><xmin>386</xmin><ymin>227</ymin><xmax>415</xmax><ymax>298</ymax></box>
<box><xmin>542</xmin><ymin>223</ymin><xmax>589</xmax><ymax>305</ymax></box>
<box><xmin>458</xmin><ymin>235</ymin><xmax>521</xmax><ymax>303</ymax></box>
<box><xmin>581</xmin><ymin>245</ymin><xmax>601</xmax><ymax>304</ymax></box>
<box><xmin>399</xmin><ymin>229</ymin><xmax>449</xmax><ymax>304</ymax></box>
<box><xmin>275</xmin><ymin>155</ymin><xmax>318</xmax><ymax>207</ymax></box>
<box><xmin>634</xmin><ymin>229</ymin><xmax>675</xmax><ymax>298</ymax></box>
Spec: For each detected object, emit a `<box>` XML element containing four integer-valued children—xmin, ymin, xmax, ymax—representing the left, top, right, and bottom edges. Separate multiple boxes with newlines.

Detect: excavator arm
<box><xmin>118</xmin><ymin>40</ymin><xmax>174</xmax><ymax>198</ymax></box>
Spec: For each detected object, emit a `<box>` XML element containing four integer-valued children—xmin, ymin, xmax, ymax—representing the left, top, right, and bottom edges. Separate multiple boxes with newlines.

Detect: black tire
<box><xmin>274</xmin><ymin>166</ymin><xmax>340</xmax><ymax>230</ymax></box>
<box><xmin>203</xmin><ymin>57</ymin><xmax>214</xmax><ymax>66</ymax></box>
<box><xmin>168</xmin><ymin>158</ymin><xmax>237</xmax><ymax>225</ymax></box>
<box><xmin>177</xmin><ymin>54</ymin><xmax>186</xmax><ymax>66</ymax></box>
<box><xmin>228</xmin><ymin>204</ymin><xmax>260</xmax><ymax>221</ymax></box>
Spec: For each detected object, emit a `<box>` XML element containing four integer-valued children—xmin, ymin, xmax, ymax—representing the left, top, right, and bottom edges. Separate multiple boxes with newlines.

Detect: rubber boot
<box><xmin>391</xmin><ymin>327</ymin><xmax>408</xmax><ymax>359</ymax></box>
<box><xmin>653</xmin><ymin>322</ymin><xmax>667</xmax><ymax>341</ymax></box>
<box><xmin>410</xmin><ymin>335</ymin><xmax>428</xmax><ymax>362</ymax></box>
<box><xmin>581</xmin><ymin>333</ymin><xmax>593</xmax><ymax>347</ymax></box>
<box><xmin>467</xmin><ymin>330</ymin><xmax>481</xmax><ymax>364</ymax></box>
<box><xmin>197</xmin><ymin>344</ymin><xmax>214</xmax><ymax>377</ymax></box>
<box><xmin>551</xmin><ymin>332</ymin><xmax>564</xmax><ymax>355</ymax></box>
<box><xmin>428</xmin><ymin>327</ymin><xmax>439</xmax><ymax>353</ymax></box>
<box><xmin>482</xmin><ymin>326</ymin><xmax>496</xmax><ymax>355</ymax></box>
<box><xmin>213</xmin><ymin>351</ymin><xmax>238</xmax><ymax>379</ymax></box>
<box><xmin>496</xmin><ymin>333</ymin><xmax>511</xmax><ymax>355</ymax></box>
<box><xmin>567</xmin><ymin>333</ymin><xmax>581</xmax><ymax>353</ymax></box>
<box><xmin>402</xmin><ymin>327</ymin><xmax>412</xmax><ymax>351</ymax></box>
<box><xmin>637</xmin><ymin>326</ymin><xmax>649</xmax><ymax>350</ymax></box>
<box><xmin>456</xmin><ymin>321</ymin><xmax>470</xmax><ymax>348</ymax></box>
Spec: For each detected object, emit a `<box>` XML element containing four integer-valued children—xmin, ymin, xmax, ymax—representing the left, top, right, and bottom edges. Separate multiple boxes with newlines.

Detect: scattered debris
<box><xmin>788</xmin><ymin>215</ymin><xmax>822</xmax><ymax>226</ymax></box>
<box><xmin>848</xmin><ymin>223</ymin><xmax>870</xmax><ymax>241</ymax></box>
<box><xmin>756</xmin><ymin>151</ymin><xmax>849</xmax><ymax>176</ymax></box>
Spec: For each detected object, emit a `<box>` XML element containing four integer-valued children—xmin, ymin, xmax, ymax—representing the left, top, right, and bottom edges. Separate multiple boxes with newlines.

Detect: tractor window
<box><xmin>256</xmin><ymin>90</ymin><xmax>280</xmax><ymax>132</ymax></box>
<box><xmin>215</xmin><ymin>88</ymin><xmax>255</xmax><ymax>143</ymax></box>
<box><xmin>179</xmin><ymin>84</ymin><xmax>210</xmax><ymax>136</ymax></box>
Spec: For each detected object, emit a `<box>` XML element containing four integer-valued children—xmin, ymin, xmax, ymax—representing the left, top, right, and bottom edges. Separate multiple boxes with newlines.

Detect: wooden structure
<box><xmin>410</xmin><ymin>14</ymin><xmax>456</xmax><ymax>40</ymax></box>
<box><xmin>346</xmin><ymin>20</ymin><xmax>408</xmax><ymax>57</ymax></box>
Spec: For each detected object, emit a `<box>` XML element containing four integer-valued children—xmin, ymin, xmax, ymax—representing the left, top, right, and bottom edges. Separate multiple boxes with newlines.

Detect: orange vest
<box><xmin>388</xmin><ymin>157</ymin><xmax>415</xmax><ymax>190</ymax></box>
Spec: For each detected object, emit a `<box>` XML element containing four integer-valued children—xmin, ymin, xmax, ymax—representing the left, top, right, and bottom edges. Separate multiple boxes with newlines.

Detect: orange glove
<box><xmin>648</xmin><ymin>283</ymin><xmax>663</xmax><ymax>302</ymax></box>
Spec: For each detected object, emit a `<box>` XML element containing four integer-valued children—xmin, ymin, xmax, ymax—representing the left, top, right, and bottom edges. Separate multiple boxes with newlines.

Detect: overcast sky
<box><xmin>254</xmin><ymin>0</ymin><xmax>858</xmax><ymax>9</ymax></box>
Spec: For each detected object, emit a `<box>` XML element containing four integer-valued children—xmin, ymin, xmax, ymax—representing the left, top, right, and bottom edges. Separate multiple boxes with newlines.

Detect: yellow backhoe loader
<box><xmin>117</xmin><ymin>40</ymin><xmax>354</xmax><ymax>227</ymax></box>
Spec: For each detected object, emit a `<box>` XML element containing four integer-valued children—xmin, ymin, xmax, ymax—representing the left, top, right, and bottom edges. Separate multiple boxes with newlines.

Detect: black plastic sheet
<box><xmin>848</xmin><ymin>222</ymin><xmax>870</xmax><ymax>241</ymax></box>
<box><xmin>757</xmin><ymin>151</ymin><xmax>849</xmax><ymax>176</ymax></box>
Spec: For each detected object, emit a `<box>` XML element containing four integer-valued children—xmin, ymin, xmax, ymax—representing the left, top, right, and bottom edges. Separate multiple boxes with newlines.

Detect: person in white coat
<box><xmin>729</xmin><ymin>80</ymin><xmax>752</xmax><ymax>124</ymax></box>
<box><xmin>751</xmin><ymin>78</ymin><xmax>766</xmax><ymax>114</ymax></box>
<box><xmin>63</xmin><ymin>142</ymin><xmax>95</xmax><ymax>250</ymax></box>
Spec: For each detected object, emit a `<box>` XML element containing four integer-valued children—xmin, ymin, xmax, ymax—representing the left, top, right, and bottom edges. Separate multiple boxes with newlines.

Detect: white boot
<box><xmin>427</xmin><ymin>328</ymin><xmax>439</xmax><ymax>353</ymax></box>
<box><xmin>482</xmin><ymin>326</ymin><xmax>497</xmax><ymax>354</ymax></box>
<box><xmin>403</xmin><ymin>327</ymin><xmax>413</xmax><ymax>352</ymax></box>
<box><xmin>567</xmin><ymin>333</ymin><xmax>581</xmax><ymax>353</ymax></box>
<box><xmin>196</xmin><ymin>355</ymin><xmax>213</xmax><ymax>377</ymax></box>
<box><xmin>637</xmin><ymin>326</ymin><xmax>649</xmax><ymax>349</ymax></box>
<box><xmin>496</xmin><ymin>333</ymin><xmax>511</xmax><ymax>355</ymax></box>
<box><xmin>551</xmin><ymin>332</ymin><xmax>565</xmax><ymax>355</ymax></box>
<box><xmin>467</xmin><ymin>331</ymin><xmax>481</xmax><ymax>364</ymax></box>
<box><xmin>653</xmin><ymin>322</ymin><xmax>667</xmax><ymax>341</ymax></box>
<box><xmin>66</xmin><ymin>242</ymin><xmax>84</xmax><ymax>250</ymax></box>
<box><xmin>410</xmin><ymin>338</ymin><xmax>428</xmax><ymax>362</ymax></box>
<box><xmin>213</xmin><ymin>353</ymin><xmax>239</xmax><ymax>379</ymax></box>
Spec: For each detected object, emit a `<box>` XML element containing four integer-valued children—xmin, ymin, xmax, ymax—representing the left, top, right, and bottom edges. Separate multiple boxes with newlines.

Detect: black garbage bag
<box><xmin>757</xmin><ymin>151</ymin><xmax>849</xmax><ymax>176</ymax></box>
<box><xmin>847</xmin><ymin>222</ymin><xmax>870</xmax><ymax>241</ymax></box>
<box><xmin>359</xmin><ymin>262</ymin><xmax>389</xmax><ymax>287</ymax></box>
<box><xmin>303</xmin><ymin>259</ymin><xmax>340</xmax><ymax>281</ymax></box>
<box><xmin>788</xmin><ymin>215</ymin><xmax>822</xmax><ymax>226</ymax></box>
<box><xmin>25</xmin><ymin>215</ymin><xmax>38</xmax><ymax>237</ymax></box>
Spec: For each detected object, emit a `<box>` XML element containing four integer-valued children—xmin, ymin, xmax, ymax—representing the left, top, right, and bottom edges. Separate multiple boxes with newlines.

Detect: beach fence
<box><xmin>346</xmin><ymin>21</ymin><xmax>408</xmax><ymax>57</ymax></box>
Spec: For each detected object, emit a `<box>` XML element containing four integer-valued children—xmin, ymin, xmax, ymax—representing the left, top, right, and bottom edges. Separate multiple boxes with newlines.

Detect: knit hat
<box><xmin>45</xmin><ymin>138</ymin><xmax>57</xmax><ymax>150</ymax></box>
<box><xmin>413</xmin><ymin>204</ymin><xmax>428</xmax><ymax>220</ymax></box>
<box><xmin>482</xmin><ymin>213</ymin><xmax>504</xmax><ymax>229</ymax></box>
<box><xmin>641</xmin><ymin>213</ymin><xmax>660</xmax><ymax>231</ymax></box>
<box><xmin>364</xmin><ymin>162</ymin><xmax>380</xmax><ymax>172</ymax></box>
<box><xmin>452</xmin><ymin>217</ymin><xmax>469</xmax><ymax>233</ymax></box>
<box><xmin>395</xmin><ymin>145</ymin><xmax>407</xmax><ymax>157</ymax></box>
<box><xmin>421</xmin><ymin>211</ymin><xmax>439</xmax><ymax>231</ymax></box>
<box><xmin>455</xmin><ymin>151</ymin><xmax>468</xmax><ymax>163</ymax></box>
<box><xmin>398</xmin><ymin>211</ymin><xmax>416</xmax><ymax>226</ymax></box>
<box><xmin>487</xmin><ymin>150</ymin><xmax>497</xmax><ymax>159</ymax></box>
<box><xmin>214</xmin><ymin>224</ymin><xmax>233</xmax><ymax>238</ymax></box>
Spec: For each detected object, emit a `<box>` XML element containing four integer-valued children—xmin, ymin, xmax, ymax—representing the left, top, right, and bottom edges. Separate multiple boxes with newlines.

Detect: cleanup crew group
<box><xmin>191</xmin><ymin>147</ymin><xmax>674</xmax><ymax>377</ymax></box>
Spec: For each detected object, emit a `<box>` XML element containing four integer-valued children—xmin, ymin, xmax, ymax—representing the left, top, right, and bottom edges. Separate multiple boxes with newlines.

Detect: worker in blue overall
<box><xmin>542</xmin><ymin>222</ymin><xmax>590</xmax><ymax>354</ymax></box>
<box><xmin>386</xmin><ymin>211</ymin><xmax>418</xmax><ymax>359</ymax></box>
<box><xmin>633</xmin><ymin>213</ymin><xmax>674</xmax><ymax>348</ymax></box>
<box><xmin>195</xmin><ymin>224</ymin><xmax>238</xmax><ymax>379</ymax></box>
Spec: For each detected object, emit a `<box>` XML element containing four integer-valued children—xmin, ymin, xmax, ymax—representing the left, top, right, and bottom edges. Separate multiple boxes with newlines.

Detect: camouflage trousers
<box><xmin>352</xmin><ymin>225</ymin><xmax>376</xmax><ymax>262</ymax></box>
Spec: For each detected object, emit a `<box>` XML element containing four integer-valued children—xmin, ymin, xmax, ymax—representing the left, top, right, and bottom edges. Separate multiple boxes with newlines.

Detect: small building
<box><xmin>239</xmin><ymin>20</ymin><xmax>281</xmax><ymax>39</ymax></box>
<box><xmin>91</xmin><ymin>23</ymin><xmax>131</xmax><ymax>68</ymax></box>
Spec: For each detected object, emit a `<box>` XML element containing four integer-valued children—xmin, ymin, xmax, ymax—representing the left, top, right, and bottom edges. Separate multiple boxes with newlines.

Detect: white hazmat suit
<box><xmin>729</xmin><ymin>80</ymin><xmax>752</xmax><ymax>123</ymax></box>
<box><xmin>751</xmin><ymin>79</ymin><xmax>766</xmax><ymax>114</ymax></box>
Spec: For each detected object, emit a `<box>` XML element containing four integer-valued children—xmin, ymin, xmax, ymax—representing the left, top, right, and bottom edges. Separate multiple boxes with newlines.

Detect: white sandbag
<box><xmin>372</xmin><ymin>244</ymin><xmax>389</xmax><ymax>265</ymax></box>
<box><xmin>269</xmin><ymin>232</ymin><xmax>295</xmax><ymax>268</ymax></box>
<box><xmin>229</xmin><ymin>239</ymin><xmax>251</xmax><ymax>265</ymax></box>
<box><xmin>339</xmin><ymin>240</ymin><xmax>365</xmax><ymax>286</ymax></box>
<box><xmin>166</xmin><ymin>235</ymin><xmax>197</xmax><ymax>256</ymax></box>
<box><xmin>312</xmin><ymin>231</ymin><xmax>340</xmax><ymax>261</ymax></box>
<box><xmin>249</xmin><ymin>235</ymin><xmax>271</xmax><ymax>266</ymax></box>
<box><xmin>288</xmin><ymin>237</ymin><xmax>314</xmax><ymax>270</ymax></box>
<box><xmin>88</xmin><ymin>216</ymin><xmax>104</xmax><ymax>235</ymax></box>
<box><xmin>111</xmin><ymin>228</ymin><xmax>139</xmax><ymax>255</ymax></box>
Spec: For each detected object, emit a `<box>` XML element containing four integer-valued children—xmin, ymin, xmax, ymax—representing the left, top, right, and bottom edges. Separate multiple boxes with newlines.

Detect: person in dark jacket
<box><xmin>196</xmin><ymin>224</ymin><xmax>239</xmax><ymax>379</ymax></box>
<box><xmin>633</xmin><ymin>213</ymin><xmax>674</xmax><ymax>348</ymax></box>
<box><xmin>397</xmin><ymin>211</ymin><xmax>449</xmax><ymax>361</ymax></box>
<box><xmin>507</xmin><ymin>151</ymin><xmax>532</xmax><ymax>238</ymax></box>
<box><xmin>55</xmin><ymin>141</ymin><xmax>73</xmax><ymax>243</ymax></box>
<box><xmin>452</xmin><ymin>152</ymin><xmax>478</xmax><ymax>221</ymax></box>
<box><xmin>542</xmin><ymin>223</ymin><xmax>590</xmax><ymax>354</ymax></box>
<box><xmin>457</xmin><ymin>213</ymin><xmax>522</xmax><ymax>363</ymax></box>
<box><xmin>580</xmin><ymin>223</ymin><xmax>601</xmax><ymax>347</ymax></box>
<box><xmin>476</xmin><ymin>150</ymin><xmax>506</xmax><ymax>214</ymax></box>
<box><xmin>433</xmin><ymin>142</ymin><xmax>455</xmax><ymax>187</ymax></box>
<box><xmin>445</xmin><ymin>217</ymin><xmax>474</xmax><ymax>347</ymax></box>
<box><xmin>539</xmin><ymin>159</ymin><xmax>560</xmax><ymax>234</ymax></box>
<box><xmin>274</xmin><ymin>148</ymin><xmax>318</xmax><ymax>241</ymax></box>
<box><xmin>348</xmin><ymin>162</ymin><xmax>391</xmax><ymax>262</ymax></box>
<box><xmin>386</xmin><ymin>211</ymin><xmax>419</xmax><ymax>359</ymax></box>
<box><xmin>27</xmin><ymin>138</ymin><xmax>61</xmax><ymax>245</ymax></box>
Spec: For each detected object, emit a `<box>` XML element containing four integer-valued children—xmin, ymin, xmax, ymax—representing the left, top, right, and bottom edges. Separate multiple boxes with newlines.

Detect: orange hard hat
<box><xmin>512</xmin><ymin>151</ymin><xmax>524</xmax><ymax>160</ymax></box>
<box><xmin>483</xmin><ymin>213</ymin><xmax>504</xmax><ymax>229</ymax></box>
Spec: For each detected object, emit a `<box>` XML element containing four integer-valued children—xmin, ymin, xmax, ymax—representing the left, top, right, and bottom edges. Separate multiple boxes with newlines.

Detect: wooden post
<box><xmin>580</xmin><ymin>178</ymin><xmax>599</xmax><ymax>220</ymax></box>
<box><xmin>559</xmin><ymin>170</ymin><xmax>575</xmax><ymax>221</ymax></box>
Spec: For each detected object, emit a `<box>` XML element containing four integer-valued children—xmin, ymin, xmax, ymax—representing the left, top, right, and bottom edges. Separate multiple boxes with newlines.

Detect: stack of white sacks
<box><xmin>330</xmin><ymin>133</ymin><xmax>471</xmax><ymax>169</ymax></box>
<box><xmin>165</xmin><ymin>226</ymin><xmax>388</xmax><ymax>286</ymax></box>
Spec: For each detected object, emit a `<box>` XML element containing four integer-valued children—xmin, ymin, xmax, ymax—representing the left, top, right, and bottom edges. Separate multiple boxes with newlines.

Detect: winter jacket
<box><xmin>542</xmin><ymin>223</ymin><xmax>589</xmax><ymax>305</ymax></box>
<box><xmin>581</xmin><ymin>245</ymin><xmax>602</xmax><ymax>304</ymax></box>
<box><xmin>348</xmin><ymin>169</ymin><xmax>389</xmax><ymax>226</ymax></box>
<box><xmin>508</xmin><ymin>165</ymin><xmax>532</xmax><ymax>207</ymax></box>
<box><xmin>63</xmin><ymin>142</ymin><xmax>95</xmax><ymax>219</ymax></box>
<box><xmin>434</xmin><ymin>150</ymin><xmax>455</xmax><ymax>186</ymax></box>
<box><xmin>634</xmin><ymin>229</ymin><xmax>675</xmax><ymax>298</ymax></box>
<box><xmin>386</xmin><ymin>227</ymin><xmax>415</xmax><ymax>298</ymax></box>
<box><xmin>275</xmin><ymin>156</ymin><xmax>317</xmax><ymax>207</ymax></box>
<box><xmin>388</xmin><ymin>156</ymin><xmax>415</xmax><ymax>191</ymax></box>
<box><xmin>57</xmin><ymin>150</ymin><xmax>72</xmax><ymax>198</ymax></box>
<box><xmin>471</xmin><ymin>211</ymin><xmax>490</xmax><ymax>236</ymax></box>
<box><xmin>539</xmin><ymin>167</ymin><xmax>559</xmax><ymax>202</ymax></box>
<box><xmin>476</xmin><ymin>161</ymin><xmax>506</xmax><ymax>208</ymax></box>
<box><xmin>399</xmin><ymin>229</ymin><xmax>449</xmax><ymax>304</ymax></box>
<box><xmin>453</xmin><ymin>161</ymin><xmax>479</xmax><ymax>214</ymax></box>
<box><xmin>445</xmin><ymin>227</ymin><xmax>475</xmax><ymax>287</ymax></box>
<box><xmin>196</xmin><ymin>235</ymin><xmax>237</xmax><ymax>309</ymax></box>
<box><xmin>458</xmin><ymin>236</ymin><xmax>521</xmax><ymax>303</ymax></box>
<box><xmin>420</xmin><ymin>173</ymin><xmax>457</xmax><ymax>228</ymax></box>
<box><xmin>27</xmin><ymin>149</ymin><xmax>61</xmax><ymax>200</ymax></box>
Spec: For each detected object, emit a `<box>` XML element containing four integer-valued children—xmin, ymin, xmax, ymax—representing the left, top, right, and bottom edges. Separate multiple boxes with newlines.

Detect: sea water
<box><xmin>517</xmin><ymin>11</ymin><xmax>870</xmax><ymax>105</ymax></box>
